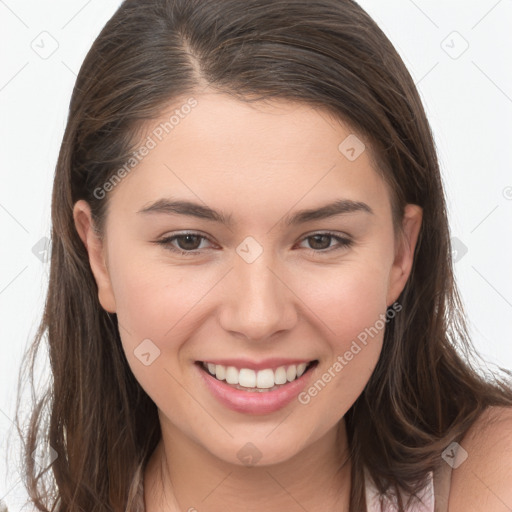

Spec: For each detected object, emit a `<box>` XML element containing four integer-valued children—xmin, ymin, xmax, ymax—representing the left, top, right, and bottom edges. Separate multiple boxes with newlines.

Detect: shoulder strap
<box><xmin>433</xmin><ymin>462</ymin><xmax>453</xmax><ymax>512</ymax></box>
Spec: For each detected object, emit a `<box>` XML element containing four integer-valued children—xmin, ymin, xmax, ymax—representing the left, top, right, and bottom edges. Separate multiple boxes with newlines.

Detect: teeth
<box><xmin>256</xmin><ymin>369</ymin><xmax>274</xmax><ymax>389</ymax></box>
<box><xmin>274</xmin><ymin>366</ymin><xmax>287</xmax><ymax>385</ymax></box>
<box><xmin>225</xmin><ymin>366</ymin><xmax>239</xmax><ymax>385</ymax></box>
<box><xmin>286</xmin><ymin>365</ymin><xmax>297</xmax><ymax>382</ymax></box>
<box><xmin>297</xmin><ymin>363</ymin><xmax>307</xmax><ymax>377</ymax></box>
<box><xmin>239</xmin><ymin>369</ymin><xmax>256</xmax><ymax>388</ymax></box>
<box><xmin>215</xmin><ymin>365</ymin><xmax>226</xmax><ymax>381</ymax></box>
<box><xmin>202</xmin><ymin>362</ymin><xmax>312</xmax><ymax>389</ymax></box>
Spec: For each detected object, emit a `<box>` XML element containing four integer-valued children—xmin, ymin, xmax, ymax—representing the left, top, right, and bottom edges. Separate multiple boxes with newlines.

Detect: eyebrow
<box><xmin>136</xmin><ymin>198</ymin><xmax>374</xmax><ymax>226</ymax></box>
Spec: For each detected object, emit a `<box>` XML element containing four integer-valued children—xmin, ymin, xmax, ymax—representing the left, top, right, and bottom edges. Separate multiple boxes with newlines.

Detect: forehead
<box><xmin>106</xmin><ymin>93</ymin><xmax>392</xmax><ymax>223</ymax></box>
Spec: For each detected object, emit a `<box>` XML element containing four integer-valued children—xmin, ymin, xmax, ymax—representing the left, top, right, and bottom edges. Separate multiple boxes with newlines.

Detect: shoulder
<box><xmin>448</xmin><ymin>405</ymin><xmax>512</xmax><ymax>511</ymax></box>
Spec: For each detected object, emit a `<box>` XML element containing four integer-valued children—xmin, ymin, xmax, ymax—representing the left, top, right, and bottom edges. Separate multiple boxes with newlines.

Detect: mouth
<box><xmin>196</xmin><ymin>360</ymin><xmax>318</xmax><ymax>393</ymax></box>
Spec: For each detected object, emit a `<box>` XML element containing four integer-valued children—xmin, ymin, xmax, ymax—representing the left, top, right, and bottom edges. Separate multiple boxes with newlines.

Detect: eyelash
<box><xmin>155</xmin><ymin>231</ymin><xmax>353</xmax><ymax>256</ymax></box>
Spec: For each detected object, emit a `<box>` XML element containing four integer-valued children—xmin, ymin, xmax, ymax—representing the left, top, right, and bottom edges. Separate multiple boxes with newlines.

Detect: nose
<box><xmin>217</xmin><ymin>248</ymin><xmax>298</xmax><ymax>342</ymax></box>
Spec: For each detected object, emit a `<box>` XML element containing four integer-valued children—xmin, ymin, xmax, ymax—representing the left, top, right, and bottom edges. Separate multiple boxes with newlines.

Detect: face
<box><xmin>74</xmin><ymin>93</ymin><xmax>422</xmax><ymax>467</ymax></box>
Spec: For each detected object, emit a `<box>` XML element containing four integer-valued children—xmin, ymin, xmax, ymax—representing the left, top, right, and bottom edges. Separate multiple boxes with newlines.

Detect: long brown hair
<box><xmin>14</xmin><ymin>0</ymin><xmax>512</xmax><ymax>511</ymax></box>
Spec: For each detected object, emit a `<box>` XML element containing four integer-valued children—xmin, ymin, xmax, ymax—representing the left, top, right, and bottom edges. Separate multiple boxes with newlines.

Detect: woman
<box><xmin>15</xmin><ymin>0</ymin><xmax>512</xmax><ymax>511</ymax></box>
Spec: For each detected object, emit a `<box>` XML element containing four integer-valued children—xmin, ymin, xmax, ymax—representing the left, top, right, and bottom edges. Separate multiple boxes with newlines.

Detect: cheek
<box><xmin>297</xmin><ymin>255</ymin><xmax>391</xmax><ymax>347</ymax></box>
<box><xmin>291</xmin><ymin>258</ymin><xmax>390</xmax><ymax>416</ymax></box>
<box><xmin>106</xmin><ymin>257</ymin><xmax>202</xmax><ymax>403</ymax></box>
<box><xmin>106</xmin><ymin>248</ymin><xmax>225</xmax><ymax>385</ymax></box>
<box><xmin>108</xmin><ymin>244</ymin><xmax>212</xmax><ymax>334</ymax></box>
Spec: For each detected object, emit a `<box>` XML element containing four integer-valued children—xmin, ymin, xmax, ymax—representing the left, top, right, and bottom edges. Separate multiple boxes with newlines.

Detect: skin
<box><xmin>447</xmin><ymin>406</ymin><xmax>512</xmax><ymax>511</ymax></box>
<box><xmin>74</xmin><ymin>92</ymin><xmax>423</xmax><ymax>511</ymax></box>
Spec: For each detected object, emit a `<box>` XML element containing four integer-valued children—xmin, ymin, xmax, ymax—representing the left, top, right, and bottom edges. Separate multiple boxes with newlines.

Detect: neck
<box><xmin>144</xmin><ymin>416</ymin><xmax>352</xmax><ymax>512</ymax></box>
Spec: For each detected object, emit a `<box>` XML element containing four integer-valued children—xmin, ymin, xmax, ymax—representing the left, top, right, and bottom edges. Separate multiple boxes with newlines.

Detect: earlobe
<box><xmin>386</xmin><ymin>204</ymin><xmax>423</xmax><ymax>307</ymax></box>
<box><xmin>73</xmin><ymin>200</ymin><xmax>117</xmax><ymax>313</ymax></box>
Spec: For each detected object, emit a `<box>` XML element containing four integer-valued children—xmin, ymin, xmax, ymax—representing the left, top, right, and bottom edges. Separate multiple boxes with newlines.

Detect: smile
<box><xmin>200</xmin><ymin>361</ymin><xmax>316</xmax><ymax>392</ymax></box>
<box><xmin>196</xmin><ymin>358</ymin><xmax>318</xmax><ymax>414</ymax></box>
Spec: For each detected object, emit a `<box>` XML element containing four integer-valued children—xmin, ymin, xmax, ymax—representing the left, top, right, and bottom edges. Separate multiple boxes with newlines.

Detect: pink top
<box><xmin>365</xmin><ymin>470</ymin><xmax>435</xmax><ymax>512</ymax></box>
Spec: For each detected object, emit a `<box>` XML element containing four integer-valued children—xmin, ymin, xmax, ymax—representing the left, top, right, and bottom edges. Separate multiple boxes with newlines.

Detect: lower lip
<box><xmin>196</xmin><ymin>363</ymin><xmax>316</xmax><ymax>415</ymax></box>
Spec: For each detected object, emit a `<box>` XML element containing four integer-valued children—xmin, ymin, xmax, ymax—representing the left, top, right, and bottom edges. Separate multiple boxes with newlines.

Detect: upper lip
<box><xmin>197</xmin><ymin>358</ymin><xmax>317</xmax><ymax>371</ymax></box>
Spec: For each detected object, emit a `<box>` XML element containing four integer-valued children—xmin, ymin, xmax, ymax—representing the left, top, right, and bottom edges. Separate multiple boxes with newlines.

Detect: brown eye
<box><xmin>307</xmin><ymin>234</ymin><xmax>333</xmax><ymax>250</ymax></box>
<box><xmin>174</xmin><ymin>234</ymin><xmax>203</xmax><ymax>251</ymax></box>
<box><xmin>298</xmin><ymin>232</ymin><xmax>353</xmax><ymax>253</ymax></box>
<box><xmin>156</xmin><ymin>232</ymin><xmax>213</xmax><ymax>254</ymax></box>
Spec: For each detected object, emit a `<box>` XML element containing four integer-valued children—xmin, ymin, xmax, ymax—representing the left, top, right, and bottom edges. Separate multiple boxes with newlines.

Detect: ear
<box><xmin>73</xmin><ymin>200</ymin><xmax>117</xmax><ymax>313</ymax></box>
<box><xmin>386</xmin><ymin>204</ymin><xmax>423</xmax><ymax>306</ymax></box>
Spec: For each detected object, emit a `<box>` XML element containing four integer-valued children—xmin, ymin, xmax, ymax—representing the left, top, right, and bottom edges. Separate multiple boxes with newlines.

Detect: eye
<box><xmin>155</xmin><ymin>232</ymin><xmax>214</xmax><ymax>255</ymax></box>
<box><xmin>154</xmin><ymin>231</ymin><xmax>353</xmax><ymax>256</ymax></box>
<box><xmin>297</xmin><ymin>232</ymin><xmax>353</xmax><ymax>253</ymax></box>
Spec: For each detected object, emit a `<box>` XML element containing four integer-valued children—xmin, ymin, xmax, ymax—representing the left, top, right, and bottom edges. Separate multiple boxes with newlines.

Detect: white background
<box><xmin>1</xmin><ymin>1</ymin><xmax>511</xmax><ymax>510</ymax></box>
